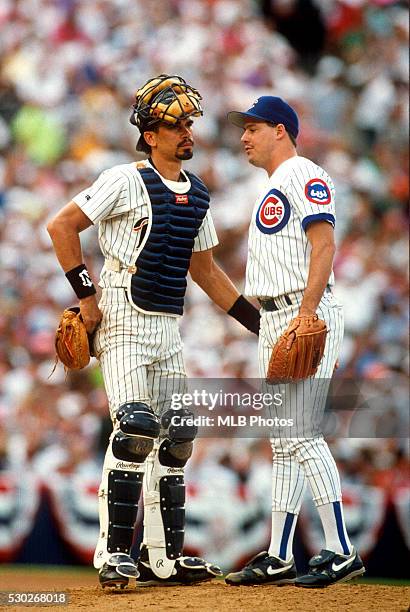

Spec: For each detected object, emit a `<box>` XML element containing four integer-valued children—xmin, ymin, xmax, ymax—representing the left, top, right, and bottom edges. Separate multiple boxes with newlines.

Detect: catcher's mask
<box><xmin>129</xmin><ymin>74</ymin><xmax>203</xmax><ymax>151</ymax></box>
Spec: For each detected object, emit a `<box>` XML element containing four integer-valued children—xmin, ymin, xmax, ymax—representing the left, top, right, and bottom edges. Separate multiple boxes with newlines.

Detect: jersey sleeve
<box><xmin>72</xmin><ymin>168</ymin><xmax>129</xmax><ymax>224</ymax></box>
<box><xmin>193</xmin><ymin>209</ymin><xmax>219</xmax><ymax>252</ymax></box>
<box><xmin>286</xmin><ymin>165</ymin><xmax>336</xmax><ymax>232</ymax></box>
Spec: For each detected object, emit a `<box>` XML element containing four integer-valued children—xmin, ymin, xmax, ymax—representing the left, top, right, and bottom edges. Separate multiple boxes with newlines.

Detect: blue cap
<box><xmin>228</xmin><ymin>96</ymin><xmax>299</xmax><ymax>139</ymax></box>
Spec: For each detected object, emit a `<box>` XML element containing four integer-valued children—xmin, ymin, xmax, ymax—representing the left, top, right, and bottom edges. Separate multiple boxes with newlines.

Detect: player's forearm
<box><xmin>47</xmin><ymin>219</ymin><xmax>85</xmax><ymax>272</ymax></box>
<box><xmin>193</xmin><ymin>263</ymin><xmax>240</xmax><ymax>311</ymax></box>
<box><xmin>48</xmin><ymin>217</ymin><xmax>100</xmax><ymax>329</ymax></box>
<box><xmin>47</xmin><ymin>201</ymin><xmax>94</xmax><ymax>272</ymax></box>
<box><xmin>190</xmin><ymin>250</ymin><xmax>259</xmax><ymax>334</ymax></box>
<box><xmin>300</xmin><ymin>242</ymin><xmax>335</xmax><ymax>315</ymax></box>
<box><xmin>193</xmin><ymin>263</ymin><xmax>260</xmax><ymax>335</ymax></box>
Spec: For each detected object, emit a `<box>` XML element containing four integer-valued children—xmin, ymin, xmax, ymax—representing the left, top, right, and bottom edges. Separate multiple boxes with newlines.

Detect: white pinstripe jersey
<box><xmin>245</xmin><ymin>156</ymin><xmax>336</xmax><ymax>298</ymax></box>
<box><xmin>73</xmin><ymin>159</ymin><xmax>219</xmax><ymax>290</ymax></box>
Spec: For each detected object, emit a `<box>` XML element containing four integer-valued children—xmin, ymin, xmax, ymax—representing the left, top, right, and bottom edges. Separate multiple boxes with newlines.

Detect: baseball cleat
<box><xmin>225</xmin><ymin>551</ymin><xmax>297</xmax><ymax>586</ymax></box>
<box><xmin>295</xmin><ymin>548</ymin><xmax>365</xmax><ymax>588</ymax></box>
<box><xmin>136</xmin><ymin>545</ymin><xmax>222</xmax><ymax>586</ymax></box>
<box><xmin>99</xmin><ymin>553</ymin><xmax>139</xmax><ymax>589</ymax></box>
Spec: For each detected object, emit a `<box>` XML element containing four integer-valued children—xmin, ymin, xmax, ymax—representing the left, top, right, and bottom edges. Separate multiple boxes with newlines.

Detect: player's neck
<box><xmin>266</xmin><ymin>149</ymin><xmax>297</xmax><ymax>177</ymax></box>
<box><xmin>149</xmin><ymin>155</ymin><xmax>183</xmax><ymax>182</ymax></box>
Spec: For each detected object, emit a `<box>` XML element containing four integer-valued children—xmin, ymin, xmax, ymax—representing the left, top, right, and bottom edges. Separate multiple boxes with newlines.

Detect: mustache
<box><xmin>178</xmin><ymin>139</ymin><xmax>194</xmax><ymax>147</ymax></box>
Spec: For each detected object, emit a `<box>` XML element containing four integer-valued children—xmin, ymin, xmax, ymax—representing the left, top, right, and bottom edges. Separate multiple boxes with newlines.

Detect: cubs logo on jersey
<box><xmin>255</xmin><ymin>188</ymin><xmax>291</xmax><ymax>234</ymax></box>
<box><xmin>305</xmin><ymin>178</ymin><xmax>331</xmax><ymax>205</ymax></box>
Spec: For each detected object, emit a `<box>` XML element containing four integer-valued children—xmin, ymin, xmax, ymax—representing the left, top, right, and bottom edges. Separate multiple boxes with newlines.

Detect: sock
<box><xmin>317</xmin><ymin>501</ymin><xmax>352</xmax><ymax>555</ymax></box>
<box><xmin>268</xmin><ymin>511</ymin><xmax>297</xmax><ymax>562</ymax></box>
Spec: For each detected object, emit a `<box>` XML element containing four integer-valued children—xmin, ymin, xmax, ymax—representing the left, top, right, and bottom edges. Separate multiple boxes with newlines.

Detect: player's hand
<box><xmin>79</xmin><ymin>295</ymin><xmax>103</xmax><ymax>334</ymax></box>
<box><xmin>286</xmin><ymin>309</ymin><xmax>316</xmax><ymax>350</ymax></box>
<box><xmin>286</xmin><ymin>332</ymin><xmax>296</xmax><ymax>351</ymax></box>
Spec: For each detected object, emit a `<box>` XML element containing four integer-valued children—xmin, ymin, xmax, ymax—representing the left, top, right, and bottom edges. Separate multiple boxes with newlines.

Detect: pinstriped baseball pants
<box><xmin>91</xmin><ymin>288</ymin><xmax>187</xmax><ymax>568</ymax></box>
<box><xmin>93</xmin><ymin>288</ymin><xmax>187</xmax><ymax>421</ymax></box>
<box><xmin>259</xmin><ymin>290</ymin><xmax>344</xmax><ymax>512</ymax></box>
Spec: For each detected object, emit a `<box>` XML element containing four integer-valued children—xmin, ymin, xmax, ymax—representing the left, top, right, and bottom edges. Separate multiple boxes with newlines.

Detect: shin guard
<box><xmin>142</xmin><ymin>409</ymin><xmax>196</xmax><ymax>579</ymax></box>
<box><xmin>142</xmin><ymin>444</ymin><xmax>186</xmax><ymax>579</ymax></box>
<box><xmin>107</xmin><ymin>470</ymin><xmax>142</xmax><ymax>554</ymax></box>
<box><xmin>94</xmin><ymin>438</ymin><xmax>144</xmax><ymax>569</ymax></box>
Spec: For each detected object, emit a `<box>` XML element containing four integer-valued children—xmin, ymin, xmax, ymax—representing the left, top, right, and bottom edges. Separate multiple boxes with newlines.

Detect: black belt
<box><xmin>258</xmin><ymin>295</ymin><xmax>293</xmax><ymax>311</ymax></box>
<box><xmin>258</xmin><ymin>285</ymin><xmax>332</xmax><ymax>312</ymax></box>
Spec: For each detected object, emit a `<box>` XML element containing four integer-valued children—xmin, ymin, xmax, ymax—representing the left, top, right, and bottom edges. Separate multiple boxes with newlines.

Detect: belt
<box><xmin>258</xmin><ymin>295</ymin><xmax>292</xmax><ymax>311</ymax></box>
<box><xmin>105</xmin><ymin>258</ymin><xmax>137</xmax><ymax>274</ymax></box>
<box><xmin>258</xmin><ymin>285</ymin><xmax>332</xmax><ymax>312</ymax></box>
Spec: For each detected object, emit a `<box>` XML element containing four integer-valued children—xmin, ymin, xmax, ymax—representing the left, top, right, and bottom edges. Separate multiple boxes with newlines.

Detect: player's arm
<box><xmin>189</xmin><ymin>248</ymin><xmax>260</xmax><ymax>335</ymax></box>
<box><xmin>299</xmin><ymin>221</ymin><xmax>336</xmax><ymax>317</ymax></box>
<box><xmin>47</xmin><ymin>201</ymin><xmax>102</xmax><ymax>333</ymax></box>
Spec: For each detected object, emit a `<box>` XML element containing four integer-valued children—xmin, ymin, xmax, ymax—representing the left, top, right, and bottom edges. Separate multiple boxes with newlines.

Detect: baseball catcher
<box><xmin>47</xmin><ymin>73</ymin><xmax>260</xmax><ymax>590</ymax></box>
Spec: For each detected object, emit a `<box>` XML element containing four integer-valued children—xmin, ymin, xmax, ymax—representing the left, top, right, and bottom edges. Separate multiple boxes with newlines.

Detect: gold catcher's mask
<box><xmin>130</xmin><ymin>74</ymin><xmax>203</xmax><ymax>150</ymax></box>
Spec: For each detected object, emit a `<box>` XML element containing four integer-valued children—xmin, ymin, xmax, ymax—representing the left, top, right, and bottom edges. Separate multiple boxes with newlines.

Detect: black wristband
<box><xmin>65</xmin><ymin>264</ymin><xmax>97</xmax><ymax>299</ymax></box>
<box><xmin>227</xmin><ymin>295</ymin><xmax>260</xmax><ymax>336</ymax></box>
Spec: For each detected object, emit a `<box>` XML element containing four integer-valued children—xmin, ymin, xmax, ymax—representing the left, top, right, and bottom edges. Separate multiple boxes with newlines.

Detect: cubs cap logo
<box><xmin>256</xmin><ymin>188</ymin><xmax>291</xmax><ymax>234</ymax></box>
<box><xmin>305</xmin><ymin>178</ymin><xmax>331</xmax><ymax>205</ymax></box>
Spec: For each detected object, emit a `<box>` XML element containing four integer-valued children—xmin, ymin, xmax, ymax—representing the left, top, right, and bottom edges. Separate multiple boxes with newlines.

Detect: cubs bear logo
<box><xmin>256</xmin><ymin>189</ymin><xmax>291</xmax><ymax>234</ymax></box>
<box><xmin>305</xmin><ymin>178</ymin><xmax>331</xmax><ymax>205</ymax></box>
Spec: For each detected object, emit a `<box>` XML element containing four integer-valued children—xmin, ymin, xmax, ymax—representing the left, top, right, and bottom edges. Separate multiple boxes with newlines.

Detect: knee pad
<box><xmin>112</xmin><ymin>402</ymin><xmax>160</xmax><ymax>463</ymax></box>
<box><xmin>158</xmin><ymin>439</ymin><xmax>193</xmax><ymax>468</ymax></box>
<box><xmin>159</xmin><ymin>408</ymin><xmax>197</xmax><ymax>468</ymax></box>
<box><xmin>161</xmin><ymin>408</ymin><xmax>198</xmax><ymax>442</ymax></box>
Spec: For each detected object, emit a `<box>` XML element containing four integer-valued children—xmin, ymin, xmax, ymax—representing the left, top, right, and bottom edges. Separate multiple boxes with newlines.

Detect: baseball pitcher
<box><xmin>224</xmin><ymin>96</ymin><xmax>365</xmax><ymax>588</ymax></box>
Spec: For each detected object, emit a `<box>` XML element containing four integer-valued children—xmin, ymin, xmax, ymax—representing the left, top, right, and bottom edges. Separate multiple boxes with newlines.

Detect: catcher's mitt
<box><xmin>266</xmin><ymin>314</ymin><xmax>327</xmax><ymax>383</ymax></box>
<box><xmin>54</xmin><ymin>307</ymin><xmax>91</xmax><ymax>370</ymax></box>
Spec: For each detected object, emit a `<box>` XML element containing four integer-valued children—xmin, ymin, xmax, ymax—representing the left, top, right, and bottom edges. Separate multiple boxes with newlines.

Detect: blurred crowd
<box><xmin>0</xmin><ymin>0</ymin><xmax>408</xmax><ymax>517</ymax></box>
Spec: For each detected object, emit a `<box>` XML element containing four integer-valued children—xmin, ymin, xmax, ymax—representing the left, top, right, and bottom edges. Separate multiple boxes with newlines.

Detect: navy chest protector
<box><xmin>130</xmin><ymin>168</ymin><xmax>210</xmax><ymax>315</ymax></box>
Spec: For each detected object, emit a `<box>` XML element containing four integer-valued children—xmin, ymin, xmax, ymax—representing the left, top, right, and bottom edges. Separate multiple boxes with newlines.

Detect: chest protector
<box><xmin>130</xmin><ymin>167</ymin><xmax>210</xmax><ymax>315</ymax></box>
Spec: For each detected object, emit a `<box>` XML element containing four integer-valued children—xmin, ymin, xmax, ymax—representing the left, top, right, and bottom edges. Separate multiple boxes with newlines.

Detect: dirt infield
<box><xmin>0</xmin><ymin>568</ymin><xmax>409</xmax><ymax>612</ymax></box>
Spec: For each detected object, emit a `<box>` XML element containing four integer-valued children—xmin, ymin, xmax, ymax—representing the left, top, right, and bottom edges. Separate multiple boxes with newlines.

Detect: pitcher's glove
<box><xmin>54</xmin><ymin>307</ymin><xmax>92</xmax><ymax>370</ymax></box>
<box><xmin>266</xmin><ymin>314</ymin><xmax>327</xmax><ymax>383</ymax></box>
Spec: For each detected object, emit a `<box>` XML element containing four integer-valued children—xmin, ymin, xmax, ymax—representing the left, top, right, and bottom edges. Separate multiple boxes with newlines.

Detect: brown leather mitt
<box><xmin>266</xmin><ymin>314</ymin><xmax>327</xmax><ymax>383</ymax></box>
<box><xmin>55</xmin><ymin>307</ymin><xmax>91</xmax><ymax>370</ymax></box>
